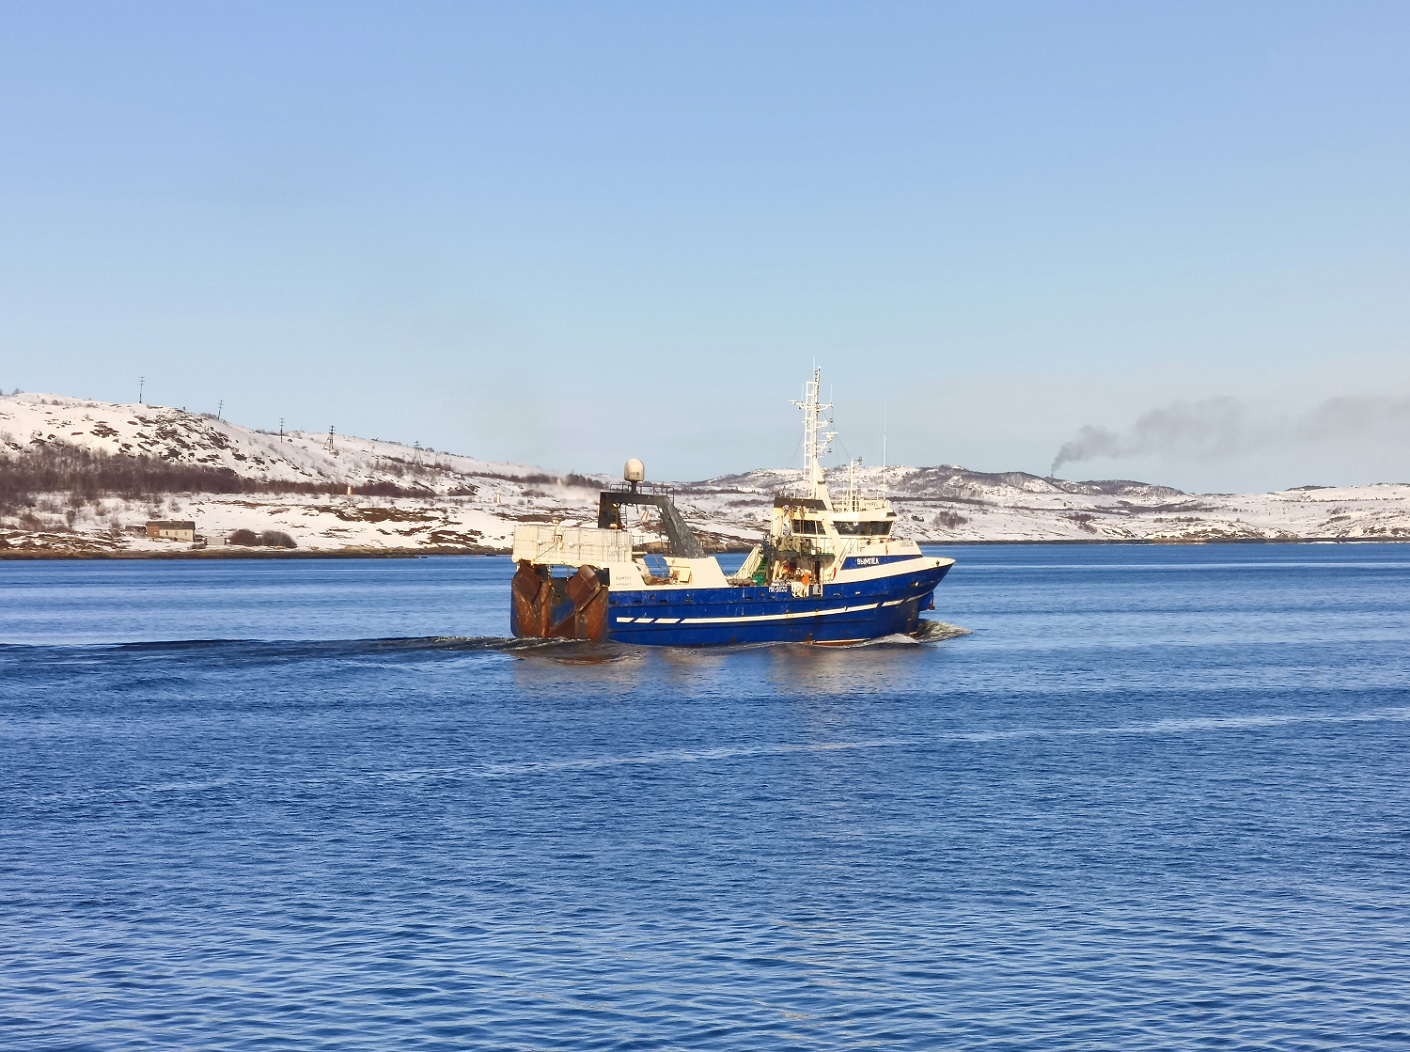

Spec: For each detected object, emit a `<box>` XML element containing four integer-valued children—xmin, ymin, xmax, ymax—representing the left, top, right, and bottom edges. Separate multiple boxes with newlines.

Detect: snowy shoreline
<box><xmin>5</xmin><ymin>533</ymin><xmax>1407</xmax><ymax>561</ymax></box>
<box><xmin>5</xmin><ymin>391</ymin><xmax>1410</xmax><ymax>556</ymax></box>
<box><xmin>7</xmin><ymin>508</ymin><xmax>1410</xmax><ymax>557</ymax></box>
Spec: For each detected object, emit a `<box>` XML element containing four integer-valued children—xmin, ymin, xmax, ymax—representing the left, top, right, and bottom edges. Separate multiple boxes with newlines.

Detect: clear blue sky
<box><xmin>2</xmin><ymin>1</ymin><xmax>1407</xmax><ymax>491</ymax></box>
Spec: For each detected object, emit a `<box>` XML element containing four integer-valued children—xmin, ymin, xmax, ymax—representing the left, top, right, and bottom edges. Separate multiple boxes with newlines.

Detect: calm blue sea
<box><xmin>2</xmin><ymin>545</ymin><xmax>1409</xmax><ymax>1050</ymax></box>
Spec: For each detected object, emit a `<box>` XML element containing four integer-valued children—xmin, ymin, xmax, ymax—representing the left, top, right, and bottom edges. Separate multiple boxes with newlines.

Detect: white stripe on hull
<box><xmin>615</xmin><ymin>601</ymin><xmax>889</xmax><ymax>628</ymax></box>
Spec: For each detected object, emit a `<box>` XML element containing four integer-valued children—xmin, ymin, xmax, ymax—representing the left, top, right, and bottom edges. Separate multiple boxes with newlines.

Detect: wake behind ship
<box><xmin>510</xmin><ymin>369</ymin><xmax>954</xmax><ymax>645</ymax></box>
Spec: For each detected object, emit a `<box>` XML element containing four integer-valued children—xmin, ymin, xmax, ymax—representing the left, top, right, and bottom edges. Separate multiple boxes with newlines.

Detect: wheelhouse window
<box><xmin>835</xmin><ymin>520</ymin><xmax>893</xmax><ymax>536</ymax></box>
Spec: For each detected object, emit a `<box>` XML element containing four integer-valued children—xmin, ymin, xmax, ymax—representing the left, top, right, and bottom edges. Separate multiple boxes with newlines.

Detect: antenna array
<box><xmin>791</xmin><ymin>367</ymin><xmax>836</xmax><ymax>500</ymax></box>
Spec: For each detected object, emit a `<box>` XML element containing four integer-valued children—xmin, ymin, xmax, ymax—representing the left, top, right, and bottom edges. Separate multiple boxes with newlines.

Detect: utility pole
<box><xmin>217</xmin><ymin>399</ymin><xmax>223</xmax><ymax>421</ymax></box>
<box><xmin>138</xmin><ymin>376</ymin><xmax>145</xmax><ymax>404</ymax></box>
<box><xmin>279</xmin><ymin>417</ymin><xmax>285</xmax><ymax>443</ymax></box>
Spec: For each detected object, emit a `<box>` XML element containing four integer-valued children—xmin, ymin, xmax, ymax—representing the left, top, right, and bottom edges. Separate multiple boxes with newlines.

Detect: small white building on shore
<box><xmin>145</xmin><ymin>520</ymin><xmax>196</xmax><ymax>542</ymax></box>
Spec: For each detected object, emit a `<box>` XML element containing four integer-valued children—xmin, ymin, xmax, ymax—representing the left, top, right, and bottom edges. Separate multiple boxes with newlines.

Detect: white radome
<box><xmin>624</xmin><ymin>458</ymin><xmax>645</xmax><ymax>483</ymax></box>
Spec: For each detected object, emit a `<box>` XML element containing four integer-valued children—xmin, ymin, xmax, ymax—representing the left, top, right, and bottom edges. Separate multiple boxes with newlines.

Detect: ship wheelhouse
<box><xmin>832</xmin><ymin>513</ymin><xmax>894</xmax><ymax>537</ymax></box>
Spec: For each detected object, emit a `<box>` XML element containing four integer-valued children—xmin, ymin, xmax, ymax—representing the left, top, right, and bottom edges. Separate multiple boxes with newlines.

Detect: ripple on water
<box><xmin>2</xmin><ymin>548</ymin><xmax>1410</xmax><ymax>1049</ymax></box>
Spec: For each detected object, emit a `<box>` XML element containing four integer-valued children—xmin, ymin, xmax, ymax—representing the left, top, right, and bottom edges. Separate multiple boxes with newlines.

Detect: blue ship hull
<box><xmin>605</xmin><ymin>560</ymin><xmax>953</xmax><ymax>646</ymax></box>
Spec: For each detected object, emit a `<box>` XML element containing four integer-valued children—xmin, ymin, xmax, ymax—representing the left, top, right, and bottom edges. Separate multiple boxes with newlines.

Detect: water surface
<box><xmin>2</xmin><ymin>545</ymin><xmax>1409</xmax><ymax>1049</ymax></box>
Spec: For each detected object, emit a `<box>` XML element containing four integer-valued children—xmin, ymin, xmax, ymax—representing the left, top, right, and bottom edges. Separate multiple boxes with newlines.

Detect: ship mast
<box><xmin>791</xmin><ymin>367</ymin><xmax>836</xmax><ymax>504</ymax></box>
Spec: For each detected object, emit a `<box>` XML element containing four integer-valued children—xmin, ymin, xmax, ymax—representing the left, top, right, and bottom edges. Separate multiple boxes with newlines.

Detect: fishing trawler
<box><xmin>509</xmin><ymin>369</ymin><xmax>954</xmax><ymax>645</ymax></box>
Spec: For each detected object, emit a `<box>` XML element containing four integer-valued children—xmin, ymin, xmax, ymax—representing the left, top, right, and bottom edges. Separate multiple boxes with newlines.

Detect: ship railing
<box><xmin>601</xmin><ymin>481</ymin><xmax>682</xmax><ymax>501</ymax></box>
<box><xmin>774</xmin><ymin>535</ymin><xmax>837</xmax><ymax>557</ymax></box>
<box><xmin>511</xmin><ymin>523</ymin><xmax>633</xmax><ymax>567</ymax></box>
<box><xmin>834</xmin><ymin>493</ymin><xmax>891</xmax><ymax>513</ymax></box>
<box><xmin>728</xmin><ymin>544</ymin><xmax>765</xmax><ymax>585</ymax></box>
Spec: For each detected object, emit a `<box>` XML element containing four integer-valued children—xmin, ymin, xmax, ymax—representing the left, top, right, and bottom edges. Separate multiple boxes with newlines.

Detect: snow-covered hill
<box><xmin>691</xmin><ymin>464</ymin><xmax>1410</xmax><ymax>543</ymax></box>
<box><xmin>0</xmin><ymin>392</ymin><xmax>599</xmax><ymax>554</ymax></box>
<box><xmin>3</xmin><ymin>392</ymin><xmax>1409</xmax><ymax>556</ymax></box>
<box><xmin>0</xmin><ymin>391</ymin><xmax>555</xmax><ymax>490</ymax></box>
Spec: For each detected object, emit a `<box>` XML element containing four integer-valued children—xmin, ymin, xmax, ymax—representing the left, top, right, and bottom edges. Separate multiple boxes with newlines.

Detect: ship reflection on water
<box><xmin>507</xmin><ymin>620</ymin><xmax>971</xmax><ymax>694</ymax></box>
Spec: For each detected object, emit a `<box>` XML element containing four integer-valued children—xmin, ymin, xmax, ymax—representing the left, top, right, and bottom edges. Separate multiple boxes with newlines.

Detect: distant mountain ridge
<box><xmin>705</xmin><ymin>465</ymin><xmax>1186</xmax><ymax>501</ymax></box>
<box><xmin>3</xmin><ymin>391</ymin><xmax>1409</xmax><ymax>556</ymax></box>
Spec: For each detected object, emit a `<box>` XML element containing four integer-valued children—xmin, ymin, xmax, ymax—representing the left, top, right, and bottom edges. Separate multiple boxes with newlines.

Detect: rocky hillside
<box><xmin>3</xmin><ymin>392</ymin><xmax>1409</xmax><ymax>556</ymax></box>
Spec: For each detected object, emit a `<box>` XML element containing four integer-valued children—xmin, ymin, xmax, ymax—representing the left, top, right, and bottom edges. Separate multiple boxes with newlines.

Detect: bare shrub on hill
<box><xmin>483</xmin><ymin>471</ymin><xmax>593</xmax><ymax>488</ymax></box>
<box><xmin>227</xmin><ymin>528</ymin><xmax>297</xmax><ymax>548</ymax></box>
<box><xmin>0</xmin><ymin>441</ymin><xmax>441</xmax><ymax>511</ymax></box>
<box><xmin>931</xmin><ymin>510</ymin><xmax>969</xmax><ymax>530</ymax></box>
<box><xmin>0</xmin><ymin>442</ymin><xmax>245</xmax><ymax>510</ymax></box>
